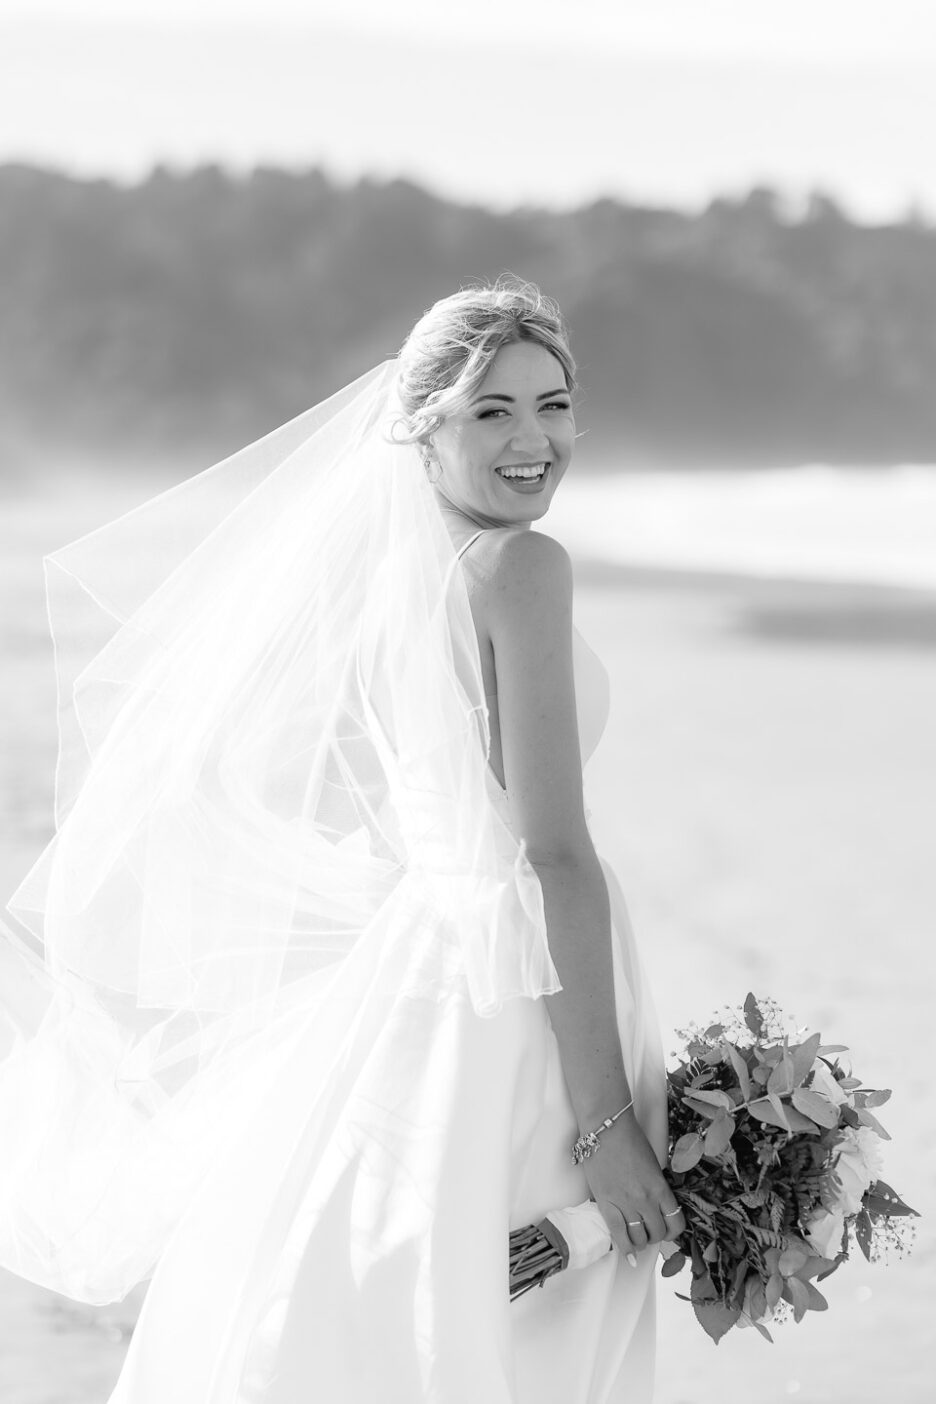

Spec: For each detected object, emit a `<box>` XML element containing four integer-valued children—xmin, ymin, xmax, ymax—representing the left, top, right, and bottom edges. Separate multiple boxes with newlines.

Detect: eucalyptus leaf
<box><xmin>778</xmin><ymin>1243</ymin><xmax>809</xmax><ymax>1276</ymax></box>
<box><xmin>724</xmin><ymin>1041</ymin><xmax>752</xmax><ymax>1099</ymax></box>
<box><xmin>789</xmin><ymin>1031</ymin><xmax>822</xmax><ymax>1086</ymax></box>
<box><xmin>766</xmin><ymin>1091</ymin><xmax>793</xmax><ymax>1133</ymax></box>
<box><xmin>796</xmin><ymin>1254</ymin><xmax>837</xmax><ymax>1282</ymax></box>
<box><xmin>671</xmin><ymin>1132</ymin><xmax>705</xmax><ymax>1173</ymax></box>
<box><xmin>784</xmin><ymin>1275</ymin><xmax>810</xmax><ymax>1323</ymax></box>
<box><xmin>704</xmin><ymin>1112</ymin><xmax>735</xmax><ymax>1158</ymax></box>
<box><xmin>816</xmin><ymin>1258</ymin><xmax>844</xmax><ymax>1283</ymax></box>
<box><xmin>661</xmin><ymin>1251</ymin><xmax>687</xmax><ymax>1278</ymax></box>
<box><xmin>791</xmin><ymin>1087</ymin><xmax>840</xmax><ymax>1128</ymax></box>
<box><xmin>762</xmin><ymin>1246</ymin><xmax>782</xmax><ymax>1275</ymax></box>
<box><xmin>683</xmin><ymin>1095</ymin><xmax>724</xmax><ymax>1121</ymax></box>
<box><xmin>687</xmin><ymin>1088</ymin><xmax>733</xmax><ymax>1109</ymax></box>
<box><xmin>781</xmin><ymin>1103</ymin><xmax>820</xmax><ymax>1134</ymax></box>
<box><xmin>767</xmin><ymin>1051</ymin><xmax>795</xmax><ymax>1097</ymax></box>
<box><xmin>859</xmin><ymin>1088</ymin><xmax>892</xmax><ymax>1109</ymax></box>
<box><xmin>747</xmin><ymin>1097</ymin><xmax>790</xmax><ymax>1131</ymax></box>
<box><xmin>855</xmin><ymin>1107</ymin><xmax>891</xmax><ymax>1140</ymax></box>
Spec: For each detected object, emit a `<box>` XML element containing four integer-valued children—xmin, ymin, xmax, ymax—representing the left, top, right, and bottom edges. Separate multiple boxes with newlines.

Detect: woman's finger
<box><xmin>620</xmin><ymin>1212</ymin><xmax>650</xmax><ymax>1265</ymax></box>
<box><xmin>637</xmin><ymin>1206</ymin><xmax>667</xmax><ymax>1245</ymax></box>
<box><xmin>606</xmin><ymin>1202</ymin><xmax>646</xmax><ymax>1266</ymax></box>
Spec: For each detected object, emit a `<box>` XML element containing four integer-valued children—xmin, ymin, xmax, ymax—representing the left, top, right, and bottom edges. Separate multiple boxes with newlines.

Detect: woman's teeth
<box><xmin>496</xmin><ymin>463</ymin><xmax>548</xmax><ymax>480</ymax></box>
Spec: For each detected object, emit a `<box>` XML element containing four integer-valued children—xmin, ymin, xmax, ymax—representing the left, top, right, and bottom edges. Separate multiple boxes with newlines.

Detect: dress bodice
<box><xmin>571</xmin><ymin>623</ymin><xmax>611</xmax><ymax>768</ymax></box>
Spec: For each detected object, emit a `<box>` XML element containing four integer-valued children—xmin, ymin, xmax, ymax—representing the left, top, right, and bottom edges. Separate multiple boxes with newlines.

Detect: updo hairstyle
<box><xmin>393</xmin><ymin>274</ymin><xmax>576</xmax><ymax>463</ymax></box>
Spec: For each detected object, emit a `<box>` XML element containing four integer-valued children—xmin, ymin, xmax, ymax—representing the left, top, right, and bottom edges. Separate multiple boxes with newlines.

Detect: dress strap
<box><xmin>456</xmin><ymin>529</ymin><xmax>486</xmax><ymax>560</ymax></box>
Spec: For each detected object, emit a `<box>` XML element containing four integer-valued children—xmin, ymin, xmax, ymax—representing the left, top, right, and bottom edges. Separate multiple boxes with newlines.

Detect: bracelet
<box><xmin>571</xmin><ymin>1097</ymin><xmax>634</xmax><ymax>1165</ymax></box>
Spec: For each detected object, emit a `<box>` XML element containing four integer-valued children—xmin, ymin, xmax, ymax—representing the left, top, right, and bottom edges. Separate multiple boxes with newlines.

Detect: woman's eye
<box><xmin>477</xmin><ymin>402</ymin><xmax>570</xmax><ymax>419</ymax></box>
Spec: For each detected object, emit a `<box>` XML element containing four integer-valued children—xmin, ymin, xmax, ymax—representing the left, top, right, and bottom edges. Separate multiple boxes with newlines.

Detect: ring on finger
<box><xmin>663</xmin><ymin>1208</ymin><xmax>682</xmax><ymax>1218</ymax></box>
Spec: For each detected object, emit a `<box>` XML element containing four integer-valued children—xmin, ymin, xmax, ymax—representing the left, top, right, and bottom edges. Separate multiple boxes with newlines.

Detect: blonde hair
<box><xmin>393</xmin><ymin>274</ymin><xmax>576</xmax><ymax>451</ymax></box>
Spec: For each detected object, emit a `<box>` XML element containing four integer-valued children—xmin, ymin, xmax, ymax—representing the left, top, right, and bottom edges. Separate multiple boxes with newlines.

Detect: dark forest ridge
<box><xmin>3</xmin><ymin>162</ymin><xmax>936</xmax><ymax>469</ymax></box>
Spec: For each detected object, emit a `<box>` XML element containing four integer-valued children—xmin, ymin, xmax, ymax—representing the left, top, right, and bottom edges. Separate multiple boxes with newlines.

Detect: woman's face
<box><xmin>428</xmin><ymin>340</ymin><xmax>575</xmax><ymax>528</ymax></box>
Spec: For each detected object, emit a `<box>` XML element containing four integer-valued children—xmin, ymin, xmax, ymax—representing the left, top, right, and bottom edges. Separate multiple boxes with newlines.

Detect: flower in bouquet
<box><xmin>508</xmin><ymin>993</ymin><xmax>917</xmax><ymax>1346</ymax></box>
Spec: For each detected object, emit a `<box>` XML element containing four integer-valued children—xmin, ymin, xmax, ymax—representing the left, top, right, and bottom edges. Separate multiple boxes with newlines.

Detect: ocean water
<box><xmin>550</xmin><ymin>464</ymin><xmax>936</xmax><ymax>592</ymax></box>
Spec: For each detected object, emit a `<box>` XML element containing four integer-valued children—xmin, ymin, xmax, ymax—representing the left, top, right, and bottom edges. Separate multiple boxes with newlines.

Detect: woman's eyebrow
<box><xmin>471</xmin><ymin>389</ymin><xmax>569</xmax><ymax>404</ymax></box>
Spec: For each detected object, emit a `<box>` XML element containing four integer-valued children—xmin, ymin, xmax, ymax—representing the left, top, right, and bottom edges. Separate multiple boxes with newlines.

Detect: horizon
<box><xmin>2</xmin><ymin>8</ymin><xmax>935</xmax><ymax>222</ymax></box>
<box><xmin>4</xmin><ymin>157</ymin><xmax>928</xmax><ymax>231</ymax></box>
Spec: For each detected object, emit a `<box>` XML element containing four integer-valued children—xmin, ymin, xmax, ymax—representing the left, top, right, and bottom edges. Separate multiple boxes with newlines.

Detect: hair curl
<box><xmin>392</xmin><ymin>274</ymin><xmax>576</xmax><ymax>457</ymax></box>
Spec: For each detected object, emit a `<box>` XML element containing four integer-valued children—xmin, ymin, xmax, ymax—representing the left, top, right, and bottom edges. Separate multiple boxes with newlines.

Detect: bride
<box><xmin>0</xmin><ymin>275</ymin><xmax>683</xmax><ymax>1401</ymax></box>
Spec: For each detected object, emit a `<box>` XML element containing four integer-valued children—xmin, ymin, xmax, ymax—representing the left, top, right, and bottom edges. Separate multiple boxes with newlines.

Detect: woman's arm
<box><xmin>481</xmin><ymin>528</ymin><xmax>684</xmax><ymax>1256</ymax></box>
<box><xmin>480</xmin><ymin>528</ymin><xmax>631</xmax><ymax>1124</ymax></box>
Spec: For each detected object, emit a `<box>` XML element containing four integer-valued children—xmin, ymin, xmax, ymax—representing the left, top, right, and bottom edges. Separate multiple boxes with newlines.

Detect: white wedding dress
<box><xmin>104</xmin><ymin>530</ymin><xmax>668</xmax><ymax>1404</ymax></box>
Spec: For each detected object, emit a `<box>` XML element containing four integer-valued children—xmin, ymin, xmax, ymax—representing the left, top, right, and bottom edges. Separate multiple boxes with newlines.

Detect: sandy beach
<box><xmin>1</xmin><ymin>469</ymin><xmax>933</xmax><ymax>1403</ymax></box>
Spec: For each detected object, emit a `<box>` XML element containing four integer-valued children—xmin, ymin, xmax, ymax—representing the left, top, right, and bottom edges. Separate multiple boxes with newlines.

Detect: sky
<box><xmin>2</xmin><ymin>1</ymin><xmax>935</xmax><ymax>218</ymax></box>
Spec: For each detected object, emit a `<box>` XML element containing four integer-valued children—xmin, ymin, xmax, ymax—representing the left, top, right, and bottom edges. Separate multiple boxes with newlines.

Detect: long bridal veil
<box><xmin>0</xmin><ymin>358</ymin><xmax>560</xmax><ymax>1304</ymax></box>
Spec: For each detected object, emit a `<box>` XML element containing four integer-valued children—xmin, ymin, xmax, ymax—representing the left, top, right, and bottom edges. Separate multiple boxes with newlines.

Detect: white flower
<box><xmin>809</xmin><ymin>1060</ymin><xmax>847</xmax><ymax>1107</ymax></box>
<box><xmin>805</xmin><ymin>1206</ymin><xmax>847</xmax><ymax>1258</ymax></box>
<box><xmin>804</xmin><ymin>1125</ymin><xmax>885</xmax><ymax>1256</ymax></box>
<box><xmin>832</xmin><ymin>1126</ymin><xmax>885</xmax><ymax>1215</ymax></box>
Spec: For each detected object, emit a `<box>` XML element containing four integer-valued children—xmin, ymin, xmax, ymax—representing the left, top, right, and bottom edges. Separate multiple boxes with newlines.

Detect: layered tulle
<box><xmin>0</xmin><ymin>359</ymin><xmax>562</xmax><ymax>1304</ymax></box>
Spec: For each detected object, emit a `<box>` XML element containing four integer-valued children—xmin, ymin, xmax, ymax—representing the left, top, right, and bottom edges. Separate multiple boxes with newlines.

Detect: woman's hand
<box><xmin>578</xmin><ymin>1109</ymin><xmax>685</xmax><ymax>1264</ymax></box>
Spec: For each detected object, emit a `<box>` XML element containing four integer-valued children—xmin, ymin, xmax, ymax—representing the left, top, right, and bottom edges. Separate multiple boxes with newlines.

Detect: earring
<box><xmin>423</xmin><ymin>448</ymin><xmax>442</xmax><ymax>484</ymax></box>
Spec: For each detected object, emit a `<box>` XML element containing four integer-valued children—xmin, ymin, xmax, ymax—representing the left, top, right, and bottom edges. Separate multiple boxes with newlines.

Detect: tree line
<box><xmin>2</xmin><ymin>162</ymin><xmax>935</xmax><ymax>469</ymax></box>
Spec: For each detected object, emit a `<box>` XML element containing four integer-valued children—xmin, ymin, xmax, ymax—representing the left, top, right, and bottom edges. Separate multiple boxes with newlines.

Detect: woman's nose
<box><xmin>509</xmin><ymin>417</ymin><xmax>550</xmax><ymax>450</ymax></box>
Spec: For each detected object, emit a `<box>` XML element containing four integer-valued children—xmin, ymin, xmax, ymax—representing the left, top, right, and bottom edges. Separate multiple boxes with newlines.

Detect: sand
<box><xmin>1</xmin><ymin>471</ymin><xmax>933</xmax><ymax>1403</ymax></box>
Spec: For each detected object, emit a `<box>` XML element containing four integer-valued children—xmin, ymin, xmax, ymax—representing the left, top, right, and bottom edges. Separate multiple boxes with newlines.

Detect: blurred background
<box><xmin>1</xmin><ymin>2</ymin><xmax>934</xmax><ymax>1400</ymax></box>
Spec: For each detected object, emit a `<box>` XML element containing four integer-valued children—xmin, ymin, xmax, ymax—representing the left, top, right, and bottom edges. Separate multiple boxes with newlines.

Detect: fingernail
<box><xmin>626</xmin><ymin>1253</ymin><xmax>637</xmax><ymax>1268</ymax></box>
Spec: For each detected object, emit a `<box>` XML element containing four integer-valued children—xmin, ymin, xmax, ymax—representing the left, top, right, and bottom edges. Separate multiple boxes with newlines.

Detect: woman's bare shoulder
<box><xmin>469</xmin><ymin>528</ymin><xmax>572</xmax><ymax>622</ymax></box>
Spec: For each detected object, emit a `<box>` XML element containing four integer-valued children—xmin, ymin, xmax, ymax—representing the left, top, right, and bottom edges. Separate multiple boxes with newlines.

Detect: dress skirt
<box><xmin>105</xmin><ymin>847</ymin><xmax>667</xmax><ymax>1404</ymax></box>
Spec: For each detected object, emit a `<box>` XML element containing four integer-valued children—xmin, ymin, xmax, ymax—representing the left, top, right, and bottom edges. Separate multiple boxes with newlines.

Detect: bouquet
<box><xmin>509</xmin><ymin>993</ymin><xmax>917</xmax><ymax>1342</ymax></box>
